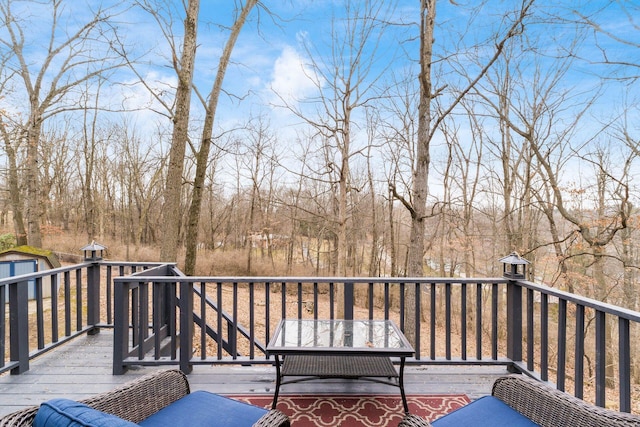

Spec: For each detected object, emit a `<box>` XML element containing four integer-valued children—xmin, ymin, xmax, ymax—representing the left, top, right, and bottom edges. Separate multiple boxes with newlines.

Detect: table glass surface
<box><xmin>268</xmin><ymin>319</ymin><xmax>413</xmax><ymax>352</ymax></box>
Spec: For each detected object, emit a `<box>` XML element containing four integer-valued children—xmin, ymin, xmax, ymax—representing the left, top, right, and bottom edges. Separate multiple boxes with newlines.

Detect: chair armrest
<box><xmin>0</xmin><ymin>407</ymin><xmax>39</xmax><ymax>427</ymax></box>
<box><xmin>252</xmin><ymin>409</ymin><xmax>291</xmax><ymax>427</ymax></box>
<box><xmin>492</xmin><ymin>375</ymin><xmax>640</xmax><ymax>427</ymax></box>
<box><xmin>0</xmin><ymin>369</ymin><xmax>190</xmax><ymax>427</ymax></box>
<box><xmin>81</xmin><ymin>369</ymin><xmax>190</xmax><ymax>423</ymax></box>
<box><xmin>398</xmin><ymin>413</ymin><xmax>433</xmax><ymax>427</ymax></box>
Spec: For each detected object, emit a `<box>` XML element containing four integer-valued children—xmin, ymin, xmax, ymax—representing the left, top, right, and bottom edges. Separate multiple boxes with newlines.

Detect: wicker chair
<box><xmin>399</xmin><ymin>374</ymin><xmax>640</xmax><ymax>427</ymax></box>
<box><xmin>0</xmin><ymin>369</ymin><xmax>289</xmax><ymax>427</ymax></box>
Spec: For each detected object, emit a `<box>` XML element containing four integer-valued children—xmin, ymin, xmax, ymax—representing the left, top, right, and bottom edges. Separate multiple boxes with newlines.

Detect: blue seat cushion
<box><xmin>432</xmin><ymin>396</ymin><xmax>540</xmax><ymax>427</ymax></box>
<box><xmin>138</xmin><ymin>390</ymin><xmax>268</xmax><ymax>427</ymax></box>
<box><xmin>34</xmin><ymin>399</ymin><xmax>138</xmax><ymax>427</ymax></box>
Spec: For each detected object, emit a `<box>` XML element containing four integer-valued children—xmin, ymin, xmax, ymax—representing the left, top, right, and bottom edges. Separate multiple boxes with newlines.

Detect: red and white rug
<box><xmin>231</xmin><ymin>394</ymin><xmax>470</xmax><ymax>426</ymax></box>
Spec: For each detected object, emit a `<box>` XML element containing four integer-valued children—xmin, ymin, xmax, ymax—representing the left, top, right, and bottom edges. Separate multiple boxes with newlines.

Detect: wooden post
<box><xmin>179</xmin><ymin>280</ymin><xmax>194</xmax><ymax>374</ymax></box>
<box><xmin>86</xmin><ymin>261</ymin><xmax>101</xmax><ymax>334</ymax></box>
<box><xmin>9</xmin><ymin>280</ymin><xmax>29</xmax><ymax>374</ymax></box>
<box><xmin>344</xmin><ymin>281</ymin><xmax>354</xmax><ymax>320</ymax></box>
<box><xmin>506</xmin><ymin>280</ymin><xmax>522</xmax><ymax>364</ymax></box>
<box><xmin>112</xmin><ymin>279</ymin><xmax>129</xmax><ymax>375</ymax></box>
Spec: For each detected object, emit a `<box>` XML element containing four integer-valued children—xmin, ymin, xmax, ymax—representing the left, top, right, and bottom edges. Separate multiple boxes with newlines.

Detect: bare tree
<box><xmin>117</xmin><ymin>122</ymin><xmax>166</xmax><ymax>246</ymax></box>
<box><xmin>0</xmin><ymin>0</ymin><xmax>125</xmax><ymax>247</ymax></box>
<box><xmin>78</xmin><ymin>80</ymin><xmax>106</xmax><ymax>241</ymax></box>
<box><xmin>184</xmin><ymin>0</ymin><xmax>258</xmax><ymax>275</ymax></box>
<box><xmin>575</xmin><ymin>1</ymin><xmax>640</xmax><ymax>83</ymax></box>
<box><xmin>0</xmin><ymin>49</ymin><xmax>26</xmax><ymax>243</ymax></box>
<box><xmin>381</xmin><ymin>71</ymin><xmax>418</xmax><ymax>277</ymax></box>
<box><xmin>158</xmin><ymin>0</ymin><xmax>199</xmax><ymax>262</ymax></box>
<box><xmin>280</xmin><ymin>0</ymin><xmax>397</xmax><ymax>272</ymax></box>
<box><xmin>235</xmin><ymin>116</ymin><xmax>280</xmax><ymax>275</ymax></box>
<box><xmin>390</xmin><ymin>0</ymin><xmax>533</xmax><ymax>343</ymax></box>
<box><xmin>365</xmin><ymin>111</ymin><xmax>382</xmax><ymax>277</ymax></box>
<box><xmin>0</xmin><ymin>114</ymin><xmax>27</xmax><ymax>245</ymax></box>
<box><xmin>473</xmin><ymin>16</ymin><xmax>639</xmax><ymax>385</ymax></box>
<box><xmin>439</xmin><ymin>102</ymin><xmax>484</xmax><ymax>278</ymax></box>
<box><xmin>270</xmin><ymin>0</ymin><xmax>399</xmax><ymax>315</ymax></box>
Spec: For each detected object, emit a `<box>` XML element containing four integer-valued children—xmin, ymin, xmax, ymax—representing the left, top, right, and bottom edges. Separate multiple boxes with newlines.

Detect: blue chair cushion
<box><xmin>138</xmin><ymin>390</ymin><xmax>269</xmax><ymax>427</ymax></box>
<box><xmin>432</xmin><ymin>396</ymin><xmax>540</xmax><ymax>427</ymax></box>
<box><xmin>33</xmin><ymin>399</ymin><xmax>138</xmax><ymax>427</ymax></box>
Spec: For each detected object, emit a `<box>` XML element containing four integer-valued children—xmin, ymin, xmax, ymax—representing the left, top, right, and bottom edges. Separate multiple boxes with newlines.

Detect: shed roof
<box><xmin>0</xmin><ymin>245</ymin><xmax>62</xmax><ymax>268</ymax></box>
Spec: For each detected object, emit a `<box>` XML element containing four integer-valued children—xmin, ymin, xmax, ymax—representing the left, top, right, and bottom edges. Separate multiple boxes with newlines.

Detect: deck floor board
<box><xmin>0</xmin><ymin>331</ymin><xmax>508</xmax><ymax>417</ymax></box>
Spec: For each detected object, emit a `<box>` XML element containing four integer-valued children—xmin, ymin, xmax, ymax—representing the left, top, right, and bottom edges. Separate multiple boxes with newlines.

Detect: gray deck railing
<box><xmin>112</xmin><ymin>267</ymin><xmax>640</xmax><ymax>413</ymax></box>
<box><xmin>509</xmin><ymin>279</ymin><xmax>640</xmax><ymax>413</ymax></box>
<box><xmin>2</xmin><ymin>259</ymin><xmax>639</xmax><ymax>413</ymax></box>
<box><xmin>0</xmin><ymin>260</ymin><xmax>165</xmax><ymax>375</ymax></box>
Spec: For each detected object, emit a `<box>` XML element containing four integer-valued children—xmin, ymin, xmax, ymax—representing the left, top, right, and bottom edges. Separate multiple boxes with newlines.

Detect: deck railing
<box><xmin>2</xmin><ymin>259</ymin><xmax>639</xmax><ymax>413</ymax></box>
<box><xmin>0</xmin><ymin>259</ymin><xmax>164</xmax><ymax>375</ymax></box>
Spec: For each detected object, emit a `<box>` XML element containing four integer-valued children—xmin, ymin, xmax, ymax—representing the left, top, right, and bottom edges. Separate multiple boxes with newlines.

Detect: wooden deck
<box><xmin>0</xmin><ymin>330</ymin><xmax>509</xmax><ymax>417</ymax></box>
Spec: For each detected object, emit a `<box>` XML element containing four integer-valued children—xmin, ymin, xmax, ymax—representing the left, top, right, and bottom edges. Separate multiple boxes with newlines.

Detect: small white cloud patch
<box><xmin>269</xmin><ymin>46</ymin><xmax>318</xmax><ymax>106</ymax></box>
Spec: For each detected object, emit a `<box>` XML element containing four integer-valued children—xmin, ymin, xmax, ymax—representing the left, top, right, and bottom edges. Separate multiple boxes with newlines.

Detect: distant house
<box><xmin>0</xmin><ymin>246</ymin><xmax>61</xmax><ymax>299</ymax></box>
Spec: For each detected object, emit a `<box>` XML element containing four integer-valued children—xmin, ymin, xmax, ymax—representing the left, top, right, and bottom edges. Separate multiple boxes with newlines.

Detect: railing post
<box><xmin>506</xmin><ymin>280</ymin><xmax>522</xmax><ymax>364</ymax></box>
<box><xmin>86</xmin><ymin>261</ymin><xmax>101</xmax><ymax>334</ymax></box>
<box><xmin>179</xmin><ymin>280</ymin><xmax>193</xmax><ymax>374</ymax></box>
<box><xmin>595</xmin><ymin>310</ymin><xmax>606</xmax><ymax>407</ymax></box>
<box><xmin>112</xmin><ymin>279</ymin><xmax>129</xmax><ymax>375</ymax></box>
<box><xmin>9</xmin><ymin>280</ymin><xmax>29</xmax><ymax>374</ymax></box>
<box><xmin>344</xmin><ymin>281</ymin><xmax>354</xmax><ymax>320</ymax></box>
<box><xmin>619</xmin><ymin>317</ymin><xmax>631</xmax><ymax>412</ymax></box>
<box><xmin>81</xmin><ymin>242</ymin><xmax>106</xmax><ymax>335</ymax></box>
<box><xmin>500</xmin><ymin>253</ymin><xmax>528</xmax><ymax>367</ymax></box>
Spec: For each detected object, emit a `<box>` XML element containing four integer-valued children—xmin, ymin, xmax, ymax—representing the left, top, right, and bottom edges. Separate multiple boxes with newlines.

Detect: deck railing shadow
<box><xmin>2</xmin><ymin>259</ymin><xmax>639</xmax><ymax>413</ymax></box>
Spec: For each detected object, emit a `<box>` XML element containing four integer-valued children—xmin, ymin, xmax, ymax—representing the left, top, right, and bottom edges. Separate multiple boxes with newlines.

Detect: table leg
<box><xmin>399</xmin><ymin>357</ymin><xmax>409</xmax><ymax>413</ymax></box>
<box><xmin>271</xmin><ymin>355</ymin><xmax>282</xmax><ymax>409</ymax></box>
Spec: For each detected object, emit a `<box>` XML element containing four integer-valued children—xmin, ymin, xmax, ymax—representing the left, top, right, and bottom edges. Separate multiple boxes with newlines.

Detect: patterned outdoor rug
<box><xmin>231</xmin><ymin>394</ymin><xmax>470</xmax><ymax>426</ymax></box>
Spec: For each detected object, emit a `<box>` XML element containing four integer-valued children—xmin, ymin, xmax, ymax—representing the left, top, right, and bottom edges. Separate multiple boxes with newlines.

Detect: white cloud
<box><xmin>269</xmin><ymin>45</ymin><xmax>318</xmax><ymax>107</ymax></box>
<box><xmin>122</xmin><ymin>71</ymin><xmax>177</xmax><ymax>110</ymax></box>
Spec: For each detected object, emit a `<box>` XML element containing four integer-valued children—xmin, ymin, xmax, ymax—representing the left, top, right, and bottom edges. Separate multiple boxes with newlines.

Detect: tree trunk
<box><xmin>0</xmin><ymin>125</ymin><xmax>28</xmax><ymax>246</ymax></box>
<box><xmin>404</xmin><ymin>0</ymin><xmax>436</xmax><ymax>344</ymax></box>
<box><xmin>403</xmin><ymin>0</ymin><xmax>531</xmax><ymax>344</ymax></box>
<box><xmin>183</xmin><ymin>0</ymin><xmax>257</xmax><ymax>275</ymax></box>
<box><xmin>160</xmin><ymin>0</ymin><xmax>200</xmax><ymax>263</ymax></box>
<box><xmin>367</xmin><ymin>148</ymin><xmax>379</xmax><ymax>277</ymax></box>
<box><xmin>25</xmin><ymin>114</ymin><xmax>43</xmax><ymax>247</ymax></box>
<box><xmin>82</xmin><ymin>97</ymin><xmax>99</xmax><ymax>241</ymax></box>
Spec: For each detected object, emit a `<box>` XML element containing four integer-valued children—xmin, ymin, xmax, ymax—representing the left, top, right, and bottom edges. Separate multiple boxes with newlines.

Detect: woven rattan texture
<box><xmin>0</xmin><ymin>369</ymin><xmax>189</xmax><ymax>427</ymax></box>
<box><xmin>493</xmin><ymin>375</ymin><xmax>640</xmax><ymax>427</ymax></box>
<box><xmin>0</xmin><ymin>369</ymin><xmax>289</xmax><ymax>427</ymax></box>
<box><xmin>253</xmin><ymin>409</ymin><xmax>291</xmax><ymax>427</ymax></box>
<box><xmin>399</xmin><ymin>374</ymin><xmax>640</xmax><ymax>427</ymax></box>
<box><xmin>282</xmin><ymin>355</ymin><xmax>398</xmax><ymax>378</ymax></box>
<box><xmin>397</xmin><ymin>412</ymin><xmax>431</xmax><ymax>426</ymax></box>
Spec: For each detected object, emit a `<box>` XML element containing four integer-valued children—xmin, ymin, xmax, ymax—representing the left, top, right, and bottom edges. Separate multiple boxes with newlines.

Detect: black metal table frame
<box><xmin>266</xmin><ymin>319</ymin><xmax>415</xmax><ymax>413</ymax></box>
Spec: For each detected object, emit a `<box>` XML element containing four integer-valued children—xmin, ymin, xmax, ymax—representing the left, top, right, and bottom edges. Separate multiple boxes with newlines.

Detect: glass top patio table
<box><xmin>267</xmin><ymin>319</ymin><xmax>414</xmax><ymax>356</ymax></box>
<box><xmin>266</xmin><ymin>319</ymin><xmax>415</xmax><ymax>412</ymax></box>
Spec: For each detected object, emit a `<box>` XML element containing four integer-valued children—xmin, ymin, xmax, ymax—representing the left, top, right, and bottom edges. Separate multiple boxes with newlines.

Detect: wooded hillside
<box><xmin>0</xmin><ymin>0</ymin><xmax>638</xmax><ymax>316</ymax></box>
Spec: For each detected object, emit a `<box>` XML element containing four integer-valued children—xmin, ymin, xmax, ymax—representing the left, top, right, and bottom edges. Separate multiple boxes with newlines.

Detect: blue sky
<box><xmin>4</xmin><ymin>0</ymin><xmax>636</xmax><ymax>136</ymax></box>
<box><xmin>1</xmin><ymin>0</ymin><xmax>638</xmax><ymax>201</ymax></box>
<box><xmin>178</xmin><ymin>1</ymin><xmax>637</xmax><ymax>129</ymax></box>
